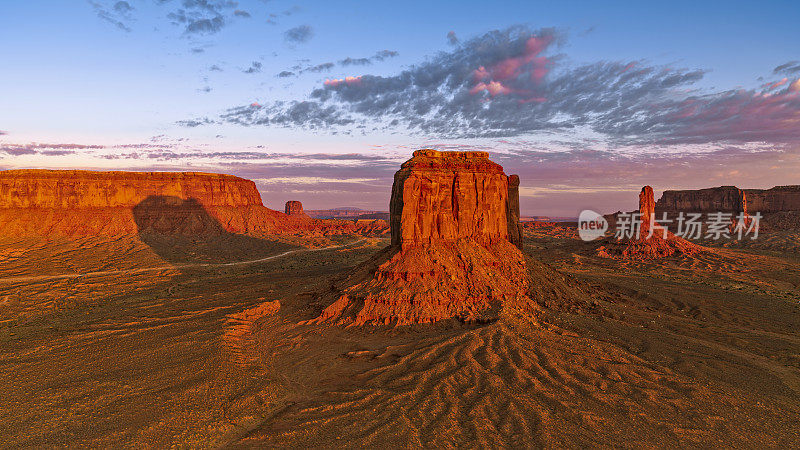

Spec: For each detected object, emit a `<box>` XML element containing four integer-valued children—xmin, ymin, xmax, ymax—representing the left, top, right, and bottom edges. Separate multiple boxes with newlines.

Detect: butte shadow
<box><xmin>132</xmin><ymin>195</ymin><xmax>299</xmax><ymax>265</ymax></box>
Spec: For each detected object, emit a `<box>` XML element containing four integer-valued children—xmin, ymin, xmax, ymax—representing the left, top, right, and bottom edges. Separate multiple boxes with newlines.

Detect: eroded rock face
<box><xmin>0</xmin><ymin>169</ymin><xmax>352</xmax><ymax>237</ymax></box>
<box><xmin>284</xmin><ymin>200</ymin><xmax>306</xmax><ymax>216</ymax></box>
<box><xmin>389</xmin><ymin>149</ymin><xmax>512</xmax><ymax>248</ymax></box>
<box><xmin>657</xmin><ymin>185</ymin><xmax>800</xmax><ymax>216</ymax></box>
<box><xmin>313</xmin><ymin>149</ymin><xmax>534</xmax><ymax>326</ymax></box>
<box><xmin>744</xmin><ymin>186</ymin><xmax>800</xmax><ymax>213</ymax></box>
<box><xmin>655</xmin><ymin>186</ymin><xmax>748</xmax><ymax>216</ymax></box>
<box><xmin>507</xmin><ymin>174</ymin><xmax>524</xmax><ymax>249</ymax></box>
<box><xmin>0</xmin><ymin>170</ymin><xmax>263</xmax><ymax>209</ymax></box>
<box><xmin>639</xmin><ymin>186</ymin><xmax>655</xmax><ymax>236</ymax></box>
<box><xmin>654</xmin><ymin>184</ymin><xmax>800</xmax><ymax>231</ymax></box>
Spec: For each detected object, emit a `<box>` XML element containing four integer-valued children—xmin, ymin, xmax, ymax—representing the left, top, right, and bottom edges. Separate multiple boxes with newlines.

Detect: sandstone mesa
<box><xmin>0</xmin><ymin>169</ymin><xmax>356</xmax><ymax>237</ymax></box>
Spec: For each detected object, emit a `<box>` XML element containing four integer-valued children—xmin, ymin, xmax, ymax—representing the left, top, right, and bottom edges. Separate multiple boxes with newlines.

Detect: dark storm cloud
<box><xmin>284</xmin><ymin>25</ymin><xmax>313</xmax><ymax>43</ymax></box>
<box><xmin>198</xmin><ymin>25</ymin><xmax>800</xmax><ymax>146</ymax></box>
<box><xmin>773</xmin><ymin>61</ymin><xmax>800</xmax><ymax>75</ymax></box>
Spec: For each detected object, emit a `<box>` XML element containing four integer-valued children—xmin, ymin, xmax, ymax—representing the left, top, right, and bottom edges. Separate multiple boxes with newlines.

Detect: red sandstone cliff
<box><xmin>655</xmin><ymin>184</ymin><xmax>800</xmax><ymax>230</ymax></box>
<box><xmin>389</xmin><ymin>149</ymin><xmax>514</xmax><ymax>248</ymax></box>
<box><xmin>0</xmin><ymin>170</ymin><xmax>351</xmax><ymax>237</ymax></box>
<box><xmin>0</xmin><ymin>170</ymin><xmax>262</xmax><ymax>209</ymax></box>
<box><xmin>313</xmin><ymin>149</ymin><xmax>533</xmax><ymax>326</ymax></box>
<box><xmin>655</xmin><ymin>186</ymin><xmax>747</xmax><ymax>216</ymax></box>
<box><xmin>743</xmin><ymin>186</ymin><xmax>800</xmax><ymax>213</ymax></box>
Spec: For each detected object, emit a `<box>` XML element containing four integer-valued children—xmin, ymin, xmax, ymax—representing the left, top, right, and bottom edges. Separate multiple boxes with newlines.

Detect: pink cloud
<box><xmin>761</xmin><ymin>78</ymin><xmax>788</xmax><ymax>91</ymax></box>
<box><xmin>324</xmin><ymin>76</ymin><xmax>362</xmax><ymax>87</ymax></box>
<box><xmin>473</xmin><ymin>66</ymin><xmax>490</xmax><ymax>82</ymax></box>
<box><xmin>665</xmin><ymin>87</ymin><xmax>800</xmax><ymax>144</ymax></box>
<box><xmin>469</xmin><ymin>81</ymin><xmax>514</xmax><ymax>97</ymax></box>
<box><xmin>469</xmin><ymin>35</ymin><xmax>553</xmax><ymax>101</ymax></box>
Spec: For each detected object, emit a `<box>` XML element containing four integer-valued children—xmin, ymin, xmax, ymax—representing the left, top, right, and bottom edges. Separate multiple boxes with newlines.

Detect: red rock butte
<box><xmin>0</xmin><ymin>169</ymin><xmax>350</xmax><ymax>236</ymax></box>
<box><xmin>313</xmin><ymin>149</ymin><xmax>534</xmax><ymax>326</ymax></box>
<box><xmin>598</xmin><ymin>185</ymin><xmax>701</xmax><ymax>260</ymax></box>
<box><xmin>390</xmin><ymin>149</ymin><xmax>522</xmax><ymax>248</ymax></box>
<box><xmin>284</xmin><ymin>200</ymin><xmax>306</xmax><ymax>217</ymax></box>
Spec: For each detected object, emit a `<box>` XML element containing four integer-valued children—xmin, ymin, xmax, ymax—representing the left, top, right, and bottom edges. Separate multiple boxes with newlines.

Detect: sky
<box><xmin>1</xmin><ymin>0</ymin><xmax>799</xmax><ymax>216</ymax></box>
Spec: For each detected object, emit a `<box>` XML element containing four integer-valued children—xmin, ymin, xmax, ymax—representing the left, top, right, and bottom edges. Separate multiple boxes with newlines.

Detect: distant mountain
<box><xmin>305</xmin><ymin>208</ymin><xmax>388</xmax><ymax>219</ymax></box>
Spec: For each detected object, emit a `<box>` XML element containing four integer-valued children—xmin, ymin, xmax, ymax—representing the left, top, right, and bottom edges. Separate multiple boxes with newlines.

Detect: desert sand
<box><xmin>0</xmin><ymin>159</ymin><xmax>799</xmax><ymax>447</ymax></box>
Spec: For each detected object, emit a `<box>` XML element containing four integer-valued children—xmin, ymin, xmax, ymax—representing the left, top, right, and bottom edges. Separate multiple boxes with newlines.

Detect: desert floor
<box><xmin>1</xmin><ymin>227</ymin><xmax>798</xmax><ymax>447</ymax></box>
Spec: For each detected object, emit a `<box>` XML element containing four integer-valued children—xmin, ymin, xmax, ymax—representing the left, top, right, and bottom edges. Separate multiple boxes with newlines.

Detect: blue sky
<box><xmin>1</xmin><ymin>1</ymin><xmax>799</xmax><ymax>215</ymax></box>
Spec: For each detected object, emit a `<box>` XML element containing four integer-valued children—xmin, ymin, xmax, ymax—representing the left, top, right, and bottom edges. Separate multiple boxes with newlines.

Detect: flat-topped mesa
<box><xmin>389</xmin><ymin>149</ymin><xmax>520</xmax><ymax>249</ymax></box>
<box><xmin>743</xmin><ymin>186</ymin><xmax>800</xmax><ymax>213</ymax></box>
<box><xmin>655</xmin><ymin>186</ymin><xmax>747</xmax><ymax>216</ymax></box>
<box><xmin>0</xmin><ymin>169</ymin><xmax>355</xmax><ymax>237</ymax></box>
<box><xmin>313</xmin><ymin>150</ymin><xmax>534</xmax><ymax>326</ymax></box>
<box><xmin>0</xmin><ymin>169</ymin><xmax>263</xmax><ymax>209</ymax></box>
<box><xmin>284</xmin><ymin>200</ymin><xmax>306</xmax><ymax>216</ymax></box>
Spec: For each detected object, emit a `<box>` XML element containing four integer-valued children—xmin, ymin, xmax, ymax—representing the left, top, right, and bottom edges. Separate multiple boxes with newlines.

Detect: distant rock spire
<box><xmin>639</xmin><ymin>185</ymin><xmax>655</xmax><ymax>237</ymax></box>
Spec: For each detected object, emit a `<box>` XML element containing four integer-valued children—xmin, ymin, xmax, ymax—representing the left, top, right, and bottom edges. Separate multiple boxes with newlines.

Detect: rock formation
<box><xmin>312</xmin><ymin>149</ymin><xmax>534</xmax><ymax>326</ymax></box>
<box><xmin>655</xmin><ymin>184</ymin><xmax>800</xmax><ymax>231</ymax></box>
<box><xmin>657</xmin><ymin>184</ymin><xmax>800</xmax><ymax>216</ymax></box>
<box><xmin>389</xmin><ymin>149</ymin><xmax>516</xmax><ymax>248</ymax></box>
<box><xmin>0</xmin><ymin>170</ymin><xmax>351</xmax><ymax>237</ymax></box>
<box><xmin>597</xmin><ymin>186</ymin><xmax>701</xmax><ymax>259</ymax></box>
<box><xmin>655</xmin><ymin>186</ymin><xmax>748</xmax><ymax>217</ymax></box>
<box><xmin>284</xmin><ymin>200</ymin><xmax>306</xmax><ymax>217</ymax></box>
<box><xmin>0</xmin><ymin>170</ymin><xmax>262</xmax><ymax>209</ymax></box>
<box><xmin>507</xmin><ymin>174</ymin><xmax>524</xmax><ymax>249</ymax></box>
<box><xmin>639</xmin><ymin>185</ymin><xmax>656</xmax><ymax>238</ymax></box>
<box><xmin>743</xmin><ymin>186</ymin><xmax>800</xmax><ymax>213</ymax></box>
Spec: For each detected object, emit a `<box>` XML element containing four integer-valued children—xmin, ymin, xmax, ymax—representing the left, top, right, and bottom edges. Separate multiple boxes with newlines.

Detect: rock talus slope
<box><xmin>314</xmin><ymin>149</ymin><xmax>533</xmax><ymax>326</ymax></box>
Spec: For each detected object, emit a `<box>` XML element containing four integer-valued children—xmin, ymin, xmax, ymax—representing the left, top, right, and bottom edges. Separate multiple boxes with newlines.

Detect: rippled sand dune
<box><xmin>1</xmin><ymin>229</ymin><xmax>798</xmax><ymax>447</ymax></box>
